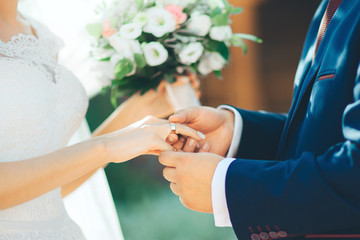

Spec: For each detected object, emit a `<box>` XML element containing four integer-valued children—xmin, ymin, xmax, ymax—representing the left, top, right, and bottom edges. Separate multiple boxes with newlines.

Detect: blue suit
<box><xmin>226</xmin><ymin>0</ymin><xmax>360</xmax><ymax>239</ymax></box>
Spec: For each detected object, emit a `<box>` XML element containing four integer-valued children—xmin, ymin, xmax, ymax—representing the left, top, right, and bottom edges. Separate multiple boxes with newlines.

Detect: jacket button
<box><xmin>251</xmin><ymin>233</ymin><xmax>260</xmax><ymax>240</ymax></box>
<box><xmin>259</xmin><ymin>232</ymin><xmax>269</xmax><ymax>239</ymax></box>
<box><xmin>269</xmin><ymin>231</ymin><xmax>278</xmax><ymax>238</ymax></box>
<box><xmin>277</xmin><ymin>231</ymin><xmax>287</xmax><ymax>238</ymax></box>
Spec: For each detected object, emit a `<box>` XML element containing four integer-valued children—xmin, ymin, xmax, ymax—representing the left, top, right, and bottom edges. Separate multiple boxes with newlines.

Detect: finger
<box><xmin>166</xmin><ymin>134</ymin><xmax>179</xmax><ymax>144</ymax></box>
<box><xmin>198</xmin><ymin>141</ymin><xmax>210</xmax><ymax>153</ymax></box>
<box><xmin>159</xmin><ymin>151</ymin><xmax>179</xmax><ymax>167</ymax></box>
<box><xmin>169</xmin><ymin>107</ymin><xmax>201</xmax><ymax>124</ymax></box>
<box><xmin>150</xmin><ymin>137</ymin><xmax>174</xmax><ymax>152</ymax></box>
<box><xmin>170</xmin><ymin>182</ymin><xmax>180</xmax><ymax>196</ymax></box>
<box><xmin>182</xmin><ymin>138</ymin><xmax>197</xmax><ymax>153</ymax></box>
<box><xmin>172</xmin><ymin>136</ymin><xmax>186</xmax><ymax>150</ymax></box>
<box><xmin>163</xmin><ymin>167</ymin><xmax>176</xmax><ymax>182</ymax></box>
<box><xmin>175</xmin><ymin>123</ymin><xmax>205</xmax><ymax>141</ymax></box>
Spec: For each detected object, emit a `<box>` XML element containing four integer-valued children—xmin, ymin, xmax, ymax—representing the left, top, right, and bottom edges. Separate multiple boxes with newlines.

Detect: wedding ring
<box><xmin>170</xmin><ymin>122</ymin><xmax>177</xmax><ymax>134</ymax></box>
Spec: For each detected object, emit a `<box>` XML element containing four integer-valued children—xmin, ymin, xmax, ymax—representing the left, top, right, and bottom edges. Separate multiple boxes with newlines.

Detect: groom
<box><xmin>160</xmin><ymin>0</ymin><xmax>360</xmax><ymax>239</ymax></box>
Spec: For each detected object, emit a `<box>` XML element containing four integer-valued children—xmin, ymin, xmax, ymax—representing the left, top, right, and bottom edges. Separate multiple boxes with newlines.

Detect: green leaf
<box><xmin>134</xmin><ymin>54</ymin><xmax>146</xmax><ymax>69</ymax></box>
<box><xmin>110</xmin><ymin>86</ymin><xmax>118</xmax><ymax>108</ymax></box>
<box><xmin>229</xmin><ymin>36</ymin><xmax>248</xmax><ymax>55</ymax></box>
<box><xmin>86</xmin><ymin>23</ymin><xmax>102</xmax><ymax>38</ymax></box>
<box><xmin>213</xmin><ymin>70</ymin><xmax>222</xmax><ymax>79</ymax></box>
<box><xmin>164</xmin><ymin>73</ymin><xmax>176</xmax><ymax>83</ymax></box>
<box><xmin>231</xmin><ymin>7</ymin><xmax>243</xmax><ymax>15</ymax></box>
<box><xmin>217</xmin><ymin>42</ymin><xmax>229</xmax><ymax>61</ymax></box>
<box><xmin>205</xmin><ymin>40</ymin><xmax>221</xmax><ymax>52</ymax></box>
<box><xmin>98</xmin><ymin>57</ymin><xmax>111</xmax><ymax>62</ymax></box>
<box><xmin>211</xmin><ymin>13</ymin><xmax>229</xmax><ymax>26</ymax></box>
<box><xmin>114</xmin><ymin>58</ymin><xmax>134</xmax><ymax>79</ymax></box>
<box><xmin>210</xmin><ymin>7</ymin><xmax>223</xmax><ymax>17</ymax></box>
<box><xmin>233</xmin><ymin>33</ymin><xmax>263</xmax><ymax>43</ymax></box>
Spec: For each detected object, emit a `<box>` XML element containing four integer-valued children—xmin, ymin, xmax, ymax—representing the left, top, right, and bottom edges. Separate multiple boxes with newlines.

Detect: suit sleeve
<box><xmin>234</xmin><ymin>109</ymin><xmax>287</xmax><ymax>160</ymax></box>
<box><xmin>226</xmin><ymin>62</ymin><xmax>360</xmax><ymax>239</ymax></box>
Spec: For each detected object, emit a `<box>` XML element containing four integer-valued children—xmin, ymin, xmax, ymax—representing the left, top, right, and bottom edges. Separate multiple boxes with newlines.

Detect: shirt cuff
<box><xmin>211</xmin><ymin>106</ymin><xmax>243</xmax><ymax>227</ymax></box>
<box><xmin>217</xmin><ymin>105</ymin><xmax>243</xmax><ymax>158</ymax></box>
<box><xmin>211</xmin><ymin>158</ymin><xmax>236</xmax><ymax>227</ymax></box>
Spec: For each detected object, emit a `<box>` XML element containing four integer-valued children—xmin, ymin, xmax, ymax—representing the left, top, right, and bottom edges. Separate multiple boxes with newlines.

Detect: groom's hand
<box><xmin>169</xmin><ymin>106</ymin><xmax>234</xmax><ymax>156</ymax></box>
<box><xmin>159</xmin><ymin>151</ymin><xmax>223</xmax><ymax>213</ymax></box>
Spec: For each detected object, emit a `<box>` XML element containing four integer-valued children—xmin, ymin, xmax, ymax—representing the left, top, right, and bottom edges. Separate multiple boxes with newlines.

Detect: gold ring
<box><xmin>170</xmin><ymin>122</ymin><xmax>177</xmax><ymax>134</ymax></box>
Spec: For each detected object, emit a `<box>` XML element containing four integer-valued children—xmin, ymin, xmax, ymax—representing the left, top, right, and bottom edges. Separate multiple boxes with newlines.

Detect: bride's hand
<box><xmin>98</xmin><ymin>116</ymin><xmax>205</xmax><ymax>163</ymax></box>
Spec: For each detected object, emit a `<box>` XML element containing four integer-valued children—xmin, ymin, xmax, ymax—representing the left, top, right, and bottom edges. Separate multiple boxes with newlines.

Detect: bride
<box><xmin>0</xmin><ymin>0</ymin><xmax>205</xmax><ymax>239</ymax></box>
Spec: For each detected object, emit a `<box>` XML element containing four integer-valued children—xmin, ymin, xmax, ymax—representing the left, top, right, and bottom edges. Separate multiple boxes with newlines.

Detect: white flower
<box><xmin>198</xmin><ymin>51</ymin><xmax>226</xmax><ymax>75</ymax></box>
<box><xmin>142</xmin><ymin>42</ymin><xmax>168</xmax><ymax>66</ymax></box>
<box><xmin>179</xmin><ymin>42</ymin><xmax>204</xmax><ymax>65</ymax></box>
<box><xmin>210</xmin><ymin>26</ymin><xmax>233</xmax><ymax>41</ymax></box>
<box><xmin>109</xmin><ymin>34</ymin><xmax>142</xmax><ymax>60</ymax></box>
<box><xmin>108</xmin><ymin>34</ymin><xmax>133</xmax><ymax>58</ymax></box>
<box><xmin>186</xmin><ymin>15</ymin><xmax>212</xmax><ymax>37</ymax></box>
<box><xmin>119</xmin><ymin>23</ymin><xmax>142</xmax><ymax>40</ymax></box>
<box><xmin>93</xmin><ymin>61</ymin><xmax>115</xmax><ymax>86</ymax></box>
<box><xmin>129</xmin><ymin>40</ymin><xmax>142</xmax><ymax>55</ymax></box>
<box><xmin>133</xmin><ymin>12</ymin><xmax>149</xmax><ymax>26</ymax></box>
<box><xmin>144</xmin><ymin>7</ymin><xmax>176</xmax><ymax>37</ymax></box>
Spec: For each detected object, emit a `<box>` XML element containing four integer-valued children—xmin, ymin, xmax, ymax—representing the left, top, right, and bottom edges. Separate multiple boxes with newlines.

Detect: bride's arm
<box><xmin>1</xmin><ymin>117</ymin><xmax>203</xmax><ymax>209</ymax></box>
<box><xmin>61</xmin><ymin>84</ymin><xmax>174</xmax><ymax>197</ymax></box>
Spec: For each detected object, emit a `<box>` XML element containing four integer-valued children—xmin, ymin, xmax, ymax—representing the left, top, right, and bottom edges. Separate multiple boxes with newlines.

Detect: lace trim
<box><xmin>0</xmin><ymin>16</ymin><xmax>64</xmax><ymax>83</ymax></box>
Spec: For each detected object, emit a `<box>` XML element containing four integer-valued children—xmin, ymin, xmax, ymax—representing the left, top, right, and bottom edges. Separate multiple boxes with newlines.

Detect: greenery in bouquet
<box><xmin>87</xmin><ymin>0</ymin><xmax>262</xmax><ymax>107</ymax></box>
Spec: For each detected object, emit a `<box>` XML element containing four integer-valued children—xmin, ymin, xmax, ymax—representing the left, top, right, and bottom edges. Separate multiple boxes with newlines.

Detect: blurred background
<box><xmin>85</xmin><ymin>1</ymin><xmax>320</xmax><ymax>239</ymax></box>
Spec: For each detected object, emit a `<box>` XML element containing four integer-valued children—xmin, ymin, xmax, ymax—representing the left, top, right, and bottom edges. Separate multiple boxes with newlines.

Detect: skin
<box><xmin>0</xmin><ymin>1</ymin><xmax>205</xmax><ymax>210</ymax></box>
<box><xmin>159</xmin><ymin>106</ymin><xmax>235</xmax><ymax>213</ymax></box>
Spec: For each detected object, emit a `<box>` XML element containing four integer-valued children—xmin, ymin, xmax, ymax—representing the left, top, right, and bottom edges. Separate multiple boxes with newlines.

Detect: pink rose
<box><xmin>102</xmin><ymin>20</ymin><xmax>117</xmax><ymax>38</ymax></box>
<box><xmin>165</xmin><ymin>4</ymin><xmax>187</xmax><ymax>26</ymax></box>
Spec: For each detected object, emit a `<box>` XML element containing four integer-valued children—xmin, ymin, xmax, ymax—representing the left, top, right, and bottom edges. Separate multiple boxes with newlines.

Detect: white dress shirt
<box><xmin>211</xmin><ymin>105</ymin><xmax>244</xmax><ymax>227</ymax></box>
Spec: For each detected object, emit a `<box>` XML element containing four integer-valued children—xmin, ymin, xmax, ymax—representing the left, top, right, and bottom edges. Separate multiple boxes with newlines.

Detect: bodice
<box><xmin>0</xmin><ymin>16</ymin><xmax>88</xmax><ymax>239</ymax></box>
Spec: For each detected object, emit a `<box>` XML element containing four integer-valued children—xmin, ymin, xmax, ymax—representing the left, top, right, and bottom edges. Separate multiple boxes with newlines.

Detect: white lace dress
<box><xmin>0</xmin><ymin>17</ymin><xmax>88</xmax><ymax>239</ymax></box>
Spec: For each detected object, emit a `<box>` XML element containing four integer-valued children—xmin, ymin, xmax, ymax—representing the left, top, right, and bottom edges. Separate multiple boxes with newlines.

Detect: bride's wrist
<box><xmin>88</xmin><ymin>138</ymin><xmax>109</xmax><ymax>165</ymax></box>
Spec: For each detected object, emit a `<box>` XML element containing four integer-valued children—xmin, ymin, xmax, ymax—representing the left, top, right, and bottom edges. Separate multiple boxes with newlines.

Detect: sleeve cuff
<box><xmin>217</xmin><ymin>105</ymin><xmax>243</xmax><ymax>158</ymax></box>
<box><xmin>211</xmin><ymin>158</ymin><xmax>236</xmax><ymax>227</ymax></box>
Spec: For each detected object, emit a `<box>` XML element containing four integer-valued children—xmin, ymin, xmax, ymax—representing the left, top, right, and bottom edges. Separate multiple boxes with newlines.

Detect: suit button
<box><xmin>269</xmin><ymin>231</ymin><xmax>278</xmax><ymax>238</ymax></box>
<box><xmin>251</xmin><ymin>233</ymin><xmax>260</xmax><ymax>240</ymax></box>
<box><xmin>259</xmin><ymin>232</ymin><xmax>269</xmax><ymax>239</ymax></box>
<box><xmin>277</xmin><ymin>231</ymin><xmax>287</xmax><ymax>238</ymax></box>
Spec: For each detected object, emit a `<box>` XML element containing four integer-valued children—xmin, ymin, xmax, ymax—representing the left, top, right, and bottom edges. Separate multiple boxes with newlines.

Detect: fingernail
<box><xmin>196</xmin><ymin>143</ymin><xmax>200</xmax><ymax>149</ymax></box>
<box><xmin>202</xmin><ymin>142</ymin><xmax>209</xmax><ymax>150</ymax></box>
<box><xmin>188</xmin><ymin>138</ymin><xmax>195</xmax><ymax>146</ymax></box>
<box><xmin>168</xmin><ymin>136</ymin><xmax>174</xmax><ymax>142</ymax></box>
<box><xmin>197</xmin><ymin>131</ymin><xmax>206</xmax><ymax>139</ymax></box>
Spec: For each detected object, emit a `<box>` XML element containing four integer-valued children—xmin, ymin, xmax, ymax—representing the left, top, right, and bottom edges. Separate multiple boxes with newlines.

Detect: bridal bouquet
<box><xmin>87</xmin><ymin>0</ymin><xmax>262</xmax><ymax>106</ymax></box>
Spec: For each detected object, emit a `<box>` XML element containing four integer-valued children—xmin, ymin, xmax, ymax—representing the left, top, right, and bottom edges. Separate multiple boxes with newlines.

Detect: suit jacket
<box><xmin>226</xmin><ymin>0</ymin><xmax>360</xmax><ymax>239</ymax></box>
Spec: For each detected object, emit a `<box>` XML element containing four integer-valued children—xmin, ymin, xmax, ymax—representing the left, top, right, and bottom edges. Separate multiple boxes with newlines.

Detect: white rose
<box><xmin>210</xmin><ymin>26</ymin><xmax>233</xmax><ymax>42</ymax></box>
<box><xmin>109</xmin><ymin>34</ymin><xmax>142</xmax><ymax>59</ymax></box>
<box><xmin>144</xmin><ymin>7</ymin><xmax>176</xmax><ymax>37</ymax></box>
<box><xmin>142</xmin><ymin>42</ymin><xmax>168</xmax><ymax>66</ymax></box>
<box><xmin>187</xmin><ymin>15</ymin><xmax>212</xmax><ymax>36</ymax></box>
<box><xmin>198</xmin><ymin>51</ymin><xmax>226</xmax><ymax>75</ymax></box>
<box><xmin>108</xmin><ymin>34</ymin><xmax>133</xmax><ymax>58</ymax></box>
<box><xmin>119</xmin><ymin>23</ymin><xmax>142</xmax><ymax>40</ymax></box>
<box><xmin>179</xmin><ymin>42</ymin><xmax>204</xmax><ymax>65</ymax></box>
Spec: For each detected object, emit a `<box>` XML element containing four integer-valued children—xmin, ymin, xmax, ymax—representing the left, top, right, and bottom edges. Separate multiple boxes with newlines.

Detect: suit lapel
<box><xmin>276</xmin><ymin>0</ymin><xmax>346</xmax><ymax>158</ymax></box>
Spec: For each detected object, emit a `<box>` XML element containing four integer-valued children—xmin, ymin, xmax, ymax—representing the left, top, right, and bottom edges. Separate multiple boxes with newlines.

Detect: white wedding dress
<box><xmin>0</xmin><ymin>17</ymin><xmax>88</xmax><ymax>239</ymax></box>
